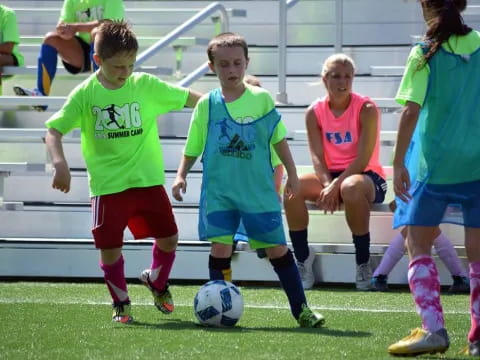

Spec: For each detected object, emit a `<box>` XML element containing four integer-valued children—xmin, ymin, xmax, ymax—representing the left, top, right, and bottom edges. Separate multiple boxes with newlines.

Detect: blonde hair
<box><xmin>321</xmin><ymin>53</ymin><xmax>356</xmax><ymax>77</ymax></box>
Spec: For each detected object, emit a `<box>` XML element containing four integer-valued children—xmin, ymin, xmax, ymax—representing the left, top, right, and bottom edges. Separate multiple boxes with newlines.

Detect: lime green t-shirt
<box><xmin>184</xmin><ymin>84</ymin><xmax>287</xmax><ymax>165</ymax></box>
<box><xmin>396</xmin><ymin>30</ymin><xmax>480</xmax><ymax>106</ymax></box>
<box><xmin>0</xmin><ymin>5</ymin><xmax>24</xmax><ymax>66</ymax></box>
<box><xmin>46</xmin><ymin>72</ymin><xmax>189</xmax><ymax>196</ymax></box>
<box><xmin>60</xmin><ymin>0</ymin><xmax>124</xmax><ymax>44</ymax></box>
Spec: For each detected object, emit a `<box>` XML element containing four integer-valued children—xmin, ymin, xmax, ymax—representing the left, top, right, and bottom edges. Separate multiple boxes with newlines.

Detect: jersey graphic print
<box><xmin>93</xmin><ymin>103</ymin><xmax>143</xmax><ymax>139</ymax></box>
<box><xmin>216</xmin><ymin>117</ymin><xmax>256</xmax><ymax>160</ymax></box>
<box><xmin>325</xmin><ymin>131</ymin><xmax>352</xmax><ymax>145</ymax></box>
<box><xmin>76</xmin><ymin>6</ymin><xmax>104</xmax><ymax>22</ymax></box>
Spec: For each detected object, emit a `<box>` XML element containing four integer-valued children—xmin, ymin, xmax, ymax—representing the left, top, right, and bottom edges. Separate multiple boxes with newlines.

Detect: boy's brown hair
<box><xmin>94</xmin><ymin>20</ymin><xmax>139</xmax><ymax>60</ymax></box>
<box><xmin>207</xmin><ymin>32</ymin><xmax>248</xmax><ymax>63</ymax></box>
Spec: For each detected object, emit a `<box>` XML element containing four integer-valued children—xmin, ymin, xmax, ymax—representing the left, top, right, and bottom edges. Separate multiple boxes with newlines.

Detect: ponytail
<box><xmin>421</xmin><ymin>0</ymin><xmax>472</xmax><ymax>63</ymax></box>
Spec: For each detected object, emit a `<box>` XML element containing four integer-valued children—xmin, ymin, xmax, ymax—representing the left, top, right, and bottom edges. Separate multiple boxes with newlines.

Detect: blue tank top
<box><xmin>394</xmin><ymin>46</ymin><xmax>480</xmax><ymax>227</ymax></box>
<box><xmin>408</xmin><ymin>46</ymin><xmax>480</xmax><ymax>185</ymax></box>
<box><xmin>198</xmin><ymin>88</ymin><xmax>283</xmax><ymax>241</ymax></box>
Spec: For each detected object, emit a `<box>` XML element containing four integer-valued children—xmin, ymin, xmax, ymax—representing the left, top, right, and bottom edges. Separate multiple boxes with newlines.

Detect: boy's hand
<box><xmin>284</xmin><ymin>176</ymin><xmax>300</xmax><ymax>200</ymax></box>
<box><xmin>52</xmin><ymin>161</ymin><xmax>71</xmax><ymax>193</ymax></box>
<box><xmin>172</xmin><ymin>176</ymin><xmax>187</xmax><ymax>201</ymax></box>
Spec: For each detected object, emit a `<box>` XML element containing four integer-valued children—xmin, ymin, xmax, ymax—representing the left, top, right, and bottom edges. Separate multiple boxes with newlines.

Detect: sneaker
<box><xmin>448</xmin><ymin>275</ymin><xmax>470</xmax><ymax>294</ymax></box>
<box><xmin>140</xmin><ymin>269</ymin><xmax>174</xmax><ymax>314</ymax></box>
<box><xmin>388</xmin><ymin>328</ymin><xmax>450</xmax><ymax>356</ymax></box>
<box><xmin>112</xmin><ymin>301</ymin><xmax>133</xmax><ymax>323</ymax></box>
<box><xmin>297</xmin><ymin>247</ymin><xmax>316</xmax><ymax>289</ymax></box>
<box><xmin>371</xmin><ymin>274</ymin><xmax>389</xmax><ymax>292</ymax></box>
<box><xmin>297</xmin><ymin>304</ymin><xmax>325</xmax><ymax>328</ymax></box>
<box><xmin>13</xmin><ymin>85</ymin><xmax>48</xmax><ymax>111</ymax></box>
<box><xmin>462</xmin><ymin>340</ymin><xmax>480</xmax><ymax>356</ymax></box>
<box><xmin>356</xmin><ymin>261</ymin><xmax>372</xmax><ymax>291</ymax></box>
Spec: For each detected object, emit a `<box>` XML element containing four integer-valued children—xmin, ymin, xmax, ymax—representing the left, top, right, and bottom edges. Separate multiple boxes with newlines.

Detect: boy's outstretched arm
<box><xmin>273</xmin><ymin>139</ymin><xmax>299</xmax><ymax>199</ymax></box>
<box><xmin>172</xmin><ymin>155</ymin><xmax>197</xmax><ymax>201</ymax></box>
<box><xmin>45</xmin><ymin>128</ymin><xmax>71</xmax><ymax>193</ymax></box>
<box><xmin>185</xmin><ymin>89</ymin><xmax>203</xmax><ymax>108</ymax></box>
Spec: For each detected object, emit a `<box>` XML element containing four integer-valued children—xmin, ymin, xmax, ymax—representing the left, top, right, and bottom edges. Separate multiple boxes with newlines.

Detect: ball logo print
<box><xmin>194</xmin><ymin>280</ymin><xmax>244</xmax><ymax>327</ymax></box>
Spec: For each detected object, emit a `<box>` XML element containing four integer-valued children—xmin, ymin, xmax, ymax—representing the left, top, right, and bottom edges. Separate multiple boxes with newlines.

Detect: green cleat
<box><xmin>140</xmin><ymin>269</ymin><xmax>174</xmax><ymax>314</ymax></box>
<box><xmin>297</xmin><ymin>304</ymin><xmax>325</xmax><ymax>328</ymax></box>
<box><xmin>112</xmin><ymin>301</ymin><xmax>133</xmax><ymax>324</ymax></box>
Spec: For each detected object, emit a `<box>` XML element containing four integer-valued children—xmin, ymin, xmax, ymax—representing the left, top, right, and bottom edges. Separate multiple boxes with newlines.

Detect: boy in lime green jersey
<box><xmin>14</xmin><ymin>0</ymin><xmax>124</xmax><ymax>111</ymax></box>
<box><xmin>0</xmin><ymin>5</ymin><xmax>24</xmax><ymax>95</ymax></box>
<box><xmin>45</xmin><ymin>21</ymin><xmax>201</xmax><ymax>324</ymax></box>
<box><xmin>172</xmin><ymin>32</ymin><xmax>324</xmax><ymax>328</ymax></box>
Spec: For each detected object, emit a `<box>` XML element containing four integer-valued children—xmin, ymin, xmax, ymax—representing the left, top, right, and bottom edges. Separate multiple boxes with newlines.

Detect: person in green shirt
<box><xmin>45</xmin><ymin>20</ymin><xmax>201</xmax><ymax>324</ymax></box>
<box><xmin>388</xmin><ymin>0</ymin><xmax>480</xmax><ymax>356</ymax></box>
<box><xmin>172</xmin><ymin>32</ymin><xmax>324</xmax><ymax>328</ymax></box>
<box><xmin>0</xmin><ymin>5</ymin><xmax>24</xmax><ymax>67</ymax></box>
<box><xmin>0</xmin><ymin>5</ymin><xmax>24</xmax><ymax>95</ymax></box>
<box><xmin>14</xmin><ymin>0</ymin><xmax>124</xmax><ymax>111</ymax></box>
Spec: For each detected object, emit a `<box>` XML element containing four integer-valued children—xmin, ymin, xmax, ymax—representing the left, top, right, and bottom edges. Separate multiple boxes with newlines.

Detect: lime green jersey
<box><xmin>0</xmin><ymin>5</ymin><xmax>24</xmax><ymax>66</ymax></box>
<box><xmin>396</xmin><ymin>30</ymin><xmax>480</xmax><ymax>106</ymax></box>
<box><xmin>46</xmin><ymin>72</ymin><xmax>189</xmax><ymax>196</ymax></box>
<box><xmin>184</xmin><ymin>84</ymin><xmax>287</xmax><ymax>164</ymax></box>
<box><xmin>60</xmin><ymin>0</ymin><xmax>124</xmax><ymax>44</ymax></box>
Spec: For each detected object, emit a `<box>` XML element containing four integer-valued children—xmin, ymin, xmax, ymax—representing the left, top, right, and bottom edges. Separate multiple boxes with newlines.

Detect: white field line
<box><xmin>0</xmin><ymin>298</ymin><xmax>470</xmax><ymax>315</ymax></box>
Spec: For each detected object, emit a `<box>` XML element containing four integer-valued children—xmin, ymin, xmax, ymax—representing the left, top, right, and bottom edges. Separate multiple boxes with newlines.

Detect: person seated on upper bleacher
<box><xmin>0</xmin><ymin>4</ymin><xmax>24</xmax><ymax>91</ymax></box>
<box><xmin>13</xmin><ymin>0</ymin><xmax>124</xmax><ymax>111</ymax></box>
<box><xmin>283</xmin><ymin>53</ymin><xmax>387</xmax><ymax>291</ymax></box>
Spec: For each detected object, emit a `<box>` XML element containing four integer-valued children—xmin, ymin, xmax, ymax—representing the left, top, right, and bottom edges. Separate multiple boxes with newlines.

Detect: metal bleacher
<box><xmin>1</xmin><ymin>0</ymin><xmax>477</xmax><ymax>285</ymax></box>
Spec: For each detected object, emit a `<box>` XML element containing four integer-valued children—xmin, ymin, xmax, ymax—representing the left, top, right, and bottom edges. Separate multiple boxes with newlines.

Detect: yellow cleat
<box><xmin>388</xmin><ymin>328</ymin><xmax>449</xmax><ymax>356</ymax></box>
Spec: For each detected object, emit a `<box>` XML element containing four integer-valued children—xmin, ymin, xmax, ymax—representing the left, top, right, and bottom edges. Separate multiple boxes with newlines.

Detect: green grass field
<box><xmin>0</xmin><ymin>282</ymin><xmax>473</xmax><ymax>359</ymax></box>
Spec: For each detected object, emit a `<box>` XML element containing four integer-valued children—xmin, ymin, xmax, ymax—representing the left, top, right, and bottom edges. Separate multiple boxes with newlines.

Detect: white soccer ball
<box><xmin>194</xmin><ymin>280</ymin><xmax>244</xmax><ymax>327</ymax></box>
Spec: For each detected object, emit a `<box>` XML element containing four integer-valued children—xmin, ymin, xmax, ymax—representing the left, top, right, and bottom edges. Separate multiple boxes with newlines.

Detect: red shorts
<box><xmin>91</xmin><ymin>185</ymin><xmax>178</xmax><ymax>249</ymax></box>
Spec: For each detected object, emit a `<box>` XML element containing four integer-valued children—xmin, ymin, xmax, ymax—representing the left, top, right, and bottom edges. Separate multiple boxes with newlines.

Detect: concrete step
<box><xmin>10</xmin><ymin>44</ymin><xmax>413</xmax><ymax>76</ymax></box>
<box><xmin>1</xmin><ymin>75</ymin><xmax>403</xmax><ymax>106</ymax></box>
<box><xmin>0</xmin><ymin>236</ymin><xmax>466</xmax><ymax>285</ymax></box>
<box><xmin>8</xmin><ymin>0</ymin><xmax>480</xmax><ymax>47</ymax></box>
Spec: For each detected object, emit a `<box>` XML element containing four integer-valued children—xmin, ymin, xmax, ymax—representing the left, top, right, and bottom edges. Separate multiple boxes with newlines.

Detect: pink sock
<box><xmin>434</xmin><ymin>233</ymin><xmax>468</xmax><ymax>277</ymax></box>
<box><xmin>149</xmin><ymin>243</ymin><xmax>176</xmax><ymax>291</ymax></box>
<box><xmin>100</xmin><ymin>255</ymin><xmax>129</xmax><ymax>304</ymax></box>
<box><xmin>408</xmin><ymin>255</ymin><xmax>444</xmax><ymax>332</ymax></box>
<box><xmin>373</xmin><ymin>232</ymin><xmax>405</xmax><ymax>277</ymax></box>
<box><xmin>468</xmin><ymin>262</ymin><xmax>480</xmax><ymax>342</ymax></box>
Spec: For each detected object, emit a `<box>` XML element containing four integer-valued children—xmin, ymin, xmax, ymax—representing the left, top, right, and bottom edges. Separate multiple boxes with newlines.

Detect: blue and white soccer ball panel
<box><xmin>194</xmin><ymin>280</ymin><xmax>244</xmax><ymax>327</ymax></box>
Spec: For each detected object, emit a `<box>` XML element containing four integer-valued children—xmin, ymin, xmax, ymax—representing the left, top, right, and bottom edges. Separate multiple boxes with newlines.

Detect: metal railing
<box><xmin>135</xmin><ymin>2</ymin><xmax>240</xmax><ymax>69</ymax></box>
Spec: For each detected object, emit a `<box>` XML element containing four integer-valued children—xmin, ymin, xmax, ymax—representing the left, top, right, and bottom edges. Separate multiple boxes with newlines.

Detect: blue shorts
<box><xmin>330</xmin><ymin>170</ymin><xmax>387</xmax><ymax>203</ymax></box>
<box><xmin>199</xmin><ymin>208</ymin><xmax>286</xmax><ymax>247</ymax></box>
<box><xmin>396</xmin><ymin>179</ymin><xmax>480</xmax><ymax>228</ymax></box>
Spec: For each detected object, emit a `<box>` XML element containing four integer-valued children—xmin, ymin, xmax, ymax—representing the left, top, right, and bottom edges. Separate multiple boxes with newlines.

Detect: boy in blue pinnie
<box><xmin>172</xmin><ymin>32</ymin><xmax>324</xmax><ymax>327</ymax></box>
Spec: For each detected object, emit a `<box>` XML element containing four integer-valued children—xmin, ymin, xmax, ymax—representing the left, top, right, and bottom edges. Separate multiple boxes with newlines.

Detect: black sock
<box><xmin>270</xmin><ymin>249</ymin><xmax>307</xmax><ymax>319</ymax></box>
<box><xmin>289</xmin><ymin>229</ymin><xmax>309</xmax><ymax>263</ymax></box>
<box><xmin>208</xmin><ymin>255</ymin><xmax>232</xmax><ymax>281</ymax></box>
<box><xmin>353</xmin><ymin>233</ymin><xmax>370</xmax><ymax>265</ymax></box>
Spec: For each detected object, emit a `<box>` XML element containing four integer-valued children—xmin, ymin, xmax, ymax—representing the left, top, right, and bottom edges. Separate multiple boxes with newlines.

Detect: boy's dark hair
<box><xmin>94</xmin><ymin>20</ymin><xmax>139</xmax><ymax>60</ymax></box>
<box><xmin>421</xmin><ymin>0</ymin><xmax>471</xmax><ymax>63</ymax></box>
<box><xmin>207</xmin><ymin>32</ymin><xmax>248</xmax><ymax>63</ymax></box>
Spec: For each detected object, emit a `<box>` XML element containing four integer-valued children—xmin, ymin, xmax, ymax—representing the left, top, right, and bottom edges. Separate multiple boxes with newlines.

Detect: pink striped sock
<box><xmin>149</xmin><ymin>243</ymin><xmax>176</xmax><ymax>291</ymax></box>
<box><xmin>408</xmin><ymin>255</ymin><xmax>444</xmax><ymax>332</ymax></box>
<box><xmin>100</xmin><ymin>255</ymin><xmax>129</xmax><ymax>303</ymax></box>
<box><xmin>373</xmin><ymin>232</ymin><xmax>405</xmax><ymax>277</ymax></box>
<box><xmin>468</xmin><ymin>261</ymin><xmax>480</xmax><ymax>342</ymax></box>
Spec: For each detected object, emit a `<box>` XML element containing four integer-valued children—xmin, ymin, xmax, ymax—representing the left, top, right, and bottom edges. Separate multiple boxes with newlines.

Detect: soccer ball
<box><xmin>194</xmin><ymin>280</ymin><xmax>244</xmax><ymax>327</ymax></box>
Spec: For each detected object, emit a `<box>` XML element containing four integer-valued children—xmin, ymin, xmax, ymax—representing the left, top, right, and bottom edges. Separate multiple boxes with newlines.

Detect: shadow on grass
<box><xmin>117</xmin><ymin>318</ymin><xmax>371</xmax><ymax>338</ymax></box>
